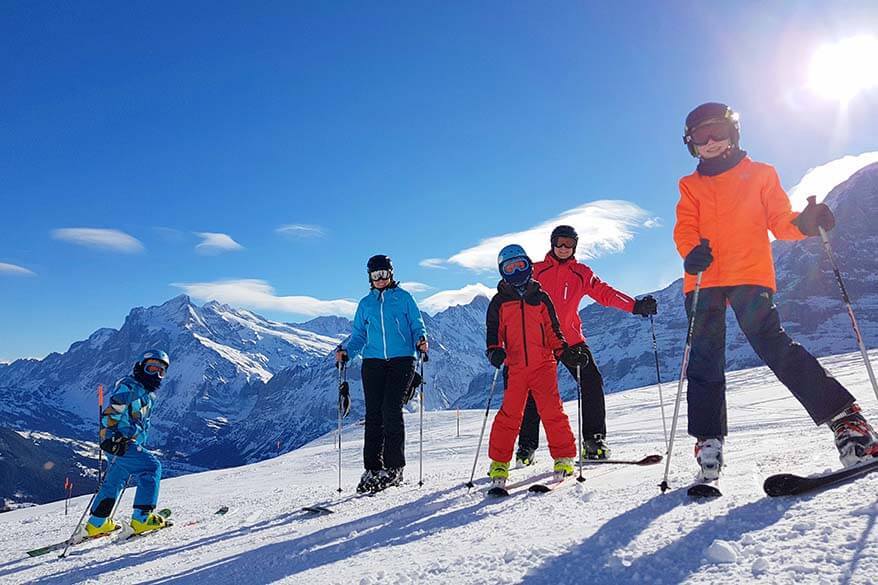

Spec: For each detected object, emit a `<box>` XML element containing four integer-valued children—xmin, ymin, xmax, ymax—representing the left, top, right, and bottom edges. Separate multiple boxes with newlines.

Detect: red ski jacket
<box><xmin>486</xmin><ymin>280</ymin><xmax>567</xmax><ymax>369</ymax></box>
<box><xmin>532</xmin><ymin>254</ymin><xmax>635</xmax><ymax>345</ymax></box>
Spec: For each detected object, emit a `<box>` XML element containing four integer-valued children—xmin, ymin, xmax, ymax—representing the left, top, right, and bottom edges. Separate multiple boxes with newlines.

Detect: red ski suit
<box><xmin>533</xmin><ymin>253</ymin><xmax>635</xmax><ymax>345</ymax></box>
<box><xmin>486</xmin><ymin>280</ymin><xmax>576</xmax><ymax>462</ymax></box>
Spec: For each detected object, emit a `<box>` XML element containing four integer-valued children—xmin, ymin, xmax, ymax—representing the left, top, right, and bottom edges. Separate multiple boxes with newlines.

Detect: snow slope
<box><xmin>3</xmin><ymin>349</ymin><xmax>877</xmax><ymax>584</ymax></box>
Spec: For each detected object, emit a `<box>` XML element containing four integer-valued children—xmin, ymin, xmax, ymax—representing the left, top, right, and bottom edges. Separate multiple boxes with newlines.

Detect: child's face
<box><xmin>696</xmin><ymin>137</ymin><xmax>732</xmax><ymax>159</ymax></box>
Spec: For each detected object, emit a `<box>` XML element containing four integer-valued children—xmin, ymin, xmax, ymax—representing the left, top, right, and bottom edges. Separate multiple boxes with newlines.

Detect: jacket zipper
<box><xmin>519</xmin><ymin>300</ymin><xmax>529</xmax><ymax>366</ymax></box>
<box><xmin>379</xmin><ymin>290</ymin><xmax>388</xmax><ymax>359</ymax></box>
<box><xmin>563</xmin><ymin>282</ymin><xmax>568</xmax><ymax>301</ymax></box>
<box><xmin>540</xmin><ymin>323</ymin><xmax>546</xmax><ymax>345</ymax></box>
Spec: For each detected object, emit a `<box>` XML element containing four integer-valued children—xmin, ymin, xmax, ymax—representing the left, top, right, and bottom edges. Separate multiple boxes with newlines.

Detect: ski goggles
<box><xmin>552</xmin><ymin>236</ymin><xmax>577</xmax><ymax>250</ymax></box>
<box><xmin>687</xmin><ymin>120</ymin><xmax>733</xmax><ymax>146</ymax></box>
<box><xmin>143</xmin><ymin>359</ymin><xmax>167</xmax><ymax>378</ymax></box>
<box><xmin>369</xmin><ymin>269</ymin><xmax>392</xmax><ymax>282</ymax></box>
<box><xmin>501</xmin><ymin>258</ymin><xmax>530</xmax><ymax>275</ymax></box>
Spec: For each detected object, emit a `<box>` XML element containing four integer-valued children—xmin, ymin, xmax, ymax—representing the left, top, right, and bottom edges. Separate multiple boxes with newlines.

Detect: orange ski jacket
<box><xmin>674</xmin><ymin>157</ymin><xmax>805</xmax><ymax>294</ymax></box>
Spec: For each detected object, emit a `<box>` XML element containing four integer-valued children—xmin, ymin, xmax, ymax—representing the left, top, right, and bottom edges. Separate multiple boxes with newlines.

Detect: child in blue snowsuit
<box><xmin>85</xmin><ymin>349</ymin><xmax>170</xmax><ymax>537</ymax></box>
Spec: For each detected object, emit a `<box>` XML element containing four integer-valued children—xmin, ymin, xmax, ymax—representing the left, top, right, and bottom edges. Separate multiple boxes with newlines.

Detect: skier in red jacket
<box><xmin>516</xmin><ymin>226</ymin><xmax>658</xmax><ymax>465</ymax></box>
<box><xmin>485</xmin><ymin>244</ymin><xmax>588</xmax><ymax>488</ymax></box>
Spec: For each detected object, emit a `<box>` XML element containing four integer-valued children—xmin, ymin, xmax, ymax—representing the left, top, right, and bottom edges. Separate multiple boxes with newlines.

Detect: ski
<box><xmin>763</xmin><ymin>457</ymin><xmax>878</xmax><ymax>497</ymax></box>
<box><xmin>527</xmin><ymin>474</ymin><xmax>571</xmax><ymax>494</ymax></box>
<box><xmin>301</xmin><ymin>492</ymin><xmax>375</xmax><ymax>515</ymax></box>
<box><xmin>687</xmin><ymin>480</ymin><xmax>722</xmax><ymax>498</ymax></box>
<box><xmin>182</xmin><ymin>505</ymin><xmax>230</xmax><ymax>526</ymax></box>
<box><xmin>486</xmin><ymin>486</ymin><xmax>510</xmax><ymax>498</ymax></box>
<box><xmin>580</xmin><ymin>454</ymin><xmax>663</xmax><ymax>466</ymax></box>
<box><xmin>26</xmin><ymin>526</ymin><xmax>122</xmax><ymax>558</ymax></box>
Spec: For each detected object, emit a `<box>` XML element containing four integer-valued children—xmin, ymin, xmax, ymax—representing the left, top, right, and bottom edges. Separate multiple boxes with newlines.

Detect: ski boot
<box><xmin>357</xmin><ymin>469</ymin><xmax>381</xmax><ymax>494</ymax></box>
<box><xmin>553</xmin><ymin>458</ymin><xmax>575</xmax><ymax>480</ymax></box>
<box><xmin>582</xmin><ymin>434</ymin><xmax>611</xmax><ymax>460</ymax></box>
<box><xmin>830</xmin><ymin>404</ymin><xmax>878</xmax><ymax>467</ymax></box>
<box><xmin>373</xmin><ymin>467</ymin><xmax>404</xmax><ymax>493</ymax></box>
<box><xmin>515</xmin><ymin>447</ymin><xmax>537</xmax><ymax>468</ymax></box>
<box><xmin>130</xmin><ymin>509</ymin><xmax>168</xmax><ymax>535</ymax></box>
<box><xmin>488</xmin><ymin>460</ymin><xmax>510</xmax><ymax>489</ymax></box>
<box><xmin>694</xmin><ymin>437</ymin><xmax>724</xmax><ymax>481</ymax></box>
<box><xmin>84</xmin><ymin>516</ymin><xmax>118</xmax><ymax>538</ymax></box>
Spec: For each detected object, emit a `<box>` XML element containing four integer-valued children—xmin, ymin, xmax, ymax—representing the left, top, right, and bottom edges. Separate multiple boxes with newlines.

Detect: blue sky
<box><xmin>2</xmin><ymin>1</ymin><xmax>878</xmax><ymax>360</ymax></box>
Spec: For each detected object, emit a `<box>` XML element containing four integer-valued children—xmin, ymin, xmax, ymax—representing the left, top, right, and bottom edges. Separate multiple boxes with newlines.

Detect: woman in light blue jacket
<box><xmin>336</xmin><ymin>254</ymin><xmax>427</xmax><ymax>493</ymax></box>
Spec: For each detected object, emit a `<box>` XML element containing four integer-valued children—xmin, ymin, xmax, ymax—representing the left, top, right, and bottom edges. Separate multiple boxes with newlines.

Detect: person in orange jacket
<box><xmin>484</xmin><ymin>244</ymin><xmax>586</xmax><ymax>488</ymax></box>
<box><xmin>515</xmin><ymin>226</ymin><xmax>658</xmax><ymax>465</ymax></box>
<box><xmin>675</xmin><ymin>101</ymin><xmax>878</xmax><ymax>481</ymax></box>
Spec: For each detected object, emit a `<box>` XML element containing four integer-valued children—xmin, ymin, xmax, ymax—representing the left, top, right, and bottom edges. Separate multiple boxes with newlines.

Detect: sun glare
<box><xmin>808</xmin><ymin>35</ymin><xmax>878</xmax><ymax>103</ymax></box>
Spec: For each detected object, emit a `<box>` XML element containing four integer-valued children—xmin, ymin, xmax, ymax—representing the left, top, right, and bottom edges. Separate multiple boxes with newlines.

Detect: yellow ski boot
<box><xmin>553</xmin><ymin>457</ymin><xmax>575</xmax><ymax>478</ymax></box>
<box><xmin>84</xmin><ymin>516</ymin><xmax>118</xmax><ymax>538</ymax></box>
<box><xmin>130</xmin><ymin>510</ymin><xmax>168</xmax><ymax>535</ymax></box>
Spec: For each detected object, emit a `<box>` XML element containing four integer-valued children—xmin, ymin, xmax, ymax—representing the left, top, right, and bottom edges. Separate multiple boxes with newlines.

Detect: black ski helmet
<box><xmin>550</xmin><ymin>225</ymin><xmax>578</xmax><ymax>251</ymax></box>
<box><xmin>683</xmin><ymin>102</ymin><xmax>740</xmax><ymax>157</ymax></box>
<box><xmin>367</xmin><ymin>254</ymin><xmax>393</xmax><ymax>273</ymax></box>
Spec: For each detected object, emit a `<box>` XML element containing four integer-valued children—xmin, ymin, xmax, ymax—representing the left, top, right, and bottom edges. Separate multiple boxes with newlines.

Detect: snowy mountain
<box><xmin>4</xmin><ymin>349</ymin><xmax>877</xmax><ymax>584</ymax></box>
<box><xmin>3</xmin><ymin>163</ymin><xmax>876</xmax><ymax>503</ymax></box>
<box><xmin>0</xmin><ymin>296</ymin><xmax>345</xmax><ymax>479</ymax></box>
<box><xmin>188</xmin><ymin>296</ymin><xmax>492</xmax><ymax>466</ymax></box>
<box><xmin>583</xmin><ymin>162</ymin><xmax>878</xmax><ymax>393</ymax></box>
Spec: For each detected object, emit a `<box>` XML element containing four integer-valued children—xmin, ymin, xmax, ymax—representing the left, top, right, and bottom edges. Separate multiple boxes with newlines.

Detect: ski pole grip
<box><xmin>807</xmin><ymin>195</ymin><xmax>817</xmax><ymax>206</ymax></box>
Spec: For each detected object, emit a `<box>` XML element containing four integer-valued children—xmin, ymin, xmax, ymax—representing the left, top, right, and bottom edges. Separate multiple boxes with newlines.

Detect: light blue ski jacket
<box><xmin>344</xmin><ymin>284</ymin><xmax>427</xmax><ymax>360</ymax></box>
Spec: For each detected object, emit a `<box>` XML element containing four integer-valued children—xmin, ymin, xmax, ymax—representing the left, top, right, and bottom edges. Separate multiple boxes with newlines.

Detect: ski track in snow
<box><xmin>2</xmin><ymin>350</ymin><xmax>878</xmax><ymax>584</ymax></box>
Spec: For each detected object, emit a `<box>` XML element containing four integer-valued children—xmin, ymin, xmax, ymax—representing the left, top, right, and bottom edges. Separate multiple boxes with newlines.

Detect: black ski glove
<box><xmin>100</xmin><ymin>434</ymin><xmax>129</xmax><ymax>456</ymax></box>
<box><xmin>487</xmin><ymin>348</ymin><xmax>506</xmax><ymax>369</ymax></box>
<box><xmin>632</xmin><ymin>295</ymin><xmax>657</xmax><ymax>317</ymax></box>
<box><xmin>338</xmin><ymin>379</ymin><xmax>351</xmax><ymax>418</ymax></box>
<box><xmin>793</xmin><ymin>196</ymin><xmax>835</xmax><ymax>237</ymax></box>
<box><xmin>560</xmin><ymin>345</ymin><xmax>590</xmax><ymax>369</ymax></box>
<box><xmin>335</xmin><ymin>346</ymin><xmax>349</xmax><ymax>365</ymax></box>
<box><xmin>684</xmin><ymin>239</ymin><xmax>712</xmax><ymax>275</ymax></box>
<box><xmin>403</xmin><ymin>370</ymin><xmax>423</xmax><ymax>404</ymax></box>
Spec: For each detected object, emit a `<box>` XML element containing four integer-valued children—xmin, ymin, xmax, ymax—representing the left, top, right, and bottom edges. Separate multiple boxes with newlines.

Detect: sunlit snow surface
<box><xmin>2</xmin><ymin>349</ymin><xmax>877</xmax><ymax>584</ymax></box>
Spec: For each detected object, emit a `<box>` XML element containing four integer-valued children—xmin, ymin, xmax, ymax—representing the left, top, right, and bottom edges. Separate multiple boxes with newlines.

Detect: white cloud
<box><xmin>276</xmin><ymin>224</ymin><xmax>325</xmax><ymax>238</ymax></box>
<box><xmin>52</xmin><ymin>228</ymin><xmax>144</xmax><ymax>253</ymax></box>
<box><xmin>788</xmin><ymin>151</ymin><xmax>878</xmax><ymax>210</ymax></box>
<box><xmin>195</xmin><ymin>232</ymin><xmax>245</xmax><ymax>255</ymax></box>
<box><xmin>419</xmin><ymin>283</ymin><xmax>494</xmax><ymax>315</ymax></box>
<box><xmin>420</xmin><ymin>258</ymin><xmax>448</xmax><ymax>270</ymax></box>
<box><xmin>643</xmin><ymin>217</ymin><xmax>663</xmax><ymax>229</ymax></box>
<box><xmin>173</xmin><ymin>279</ymin><xmax>358</xmax><ymax>318</ymax></box>
<box><xmin>399</xmin><ymin>281</ymin><xmax>433</xmax><ymax>293</ymax></box>
<box><xmin>440</xmin><ymin>200</ymin><xmax>650</xmax><ymax>272</ymax></box>
<box><xmin>0</xmin><ymin>262</ymin><xmax>36</xmax><ymax>277</ymax></box>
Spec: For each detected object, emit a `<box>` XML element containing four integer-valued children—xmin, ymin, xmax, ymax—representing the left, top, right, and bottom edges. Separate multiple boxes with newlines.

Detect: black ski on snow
<box><xmin>764</xmin><ymin>457</ymin><xmax>878</xmax><ymax>497</ymax></box>
<box><xmin>528</xmin><ymin>476</ymin><xmax>571</xmax><ymax>494</ymax></box>
<box><xmin>687</xmin><ymin>480</ymin><xmax>722</xmax><ymax>498</ymax></box>
<box><xmin>580</xmin><ymin>454</ymin><xmax>663</xmax><ymax>467</ymax></box>
<box><xmin>486</xmin><ymin>486</ymin><xmax>510</xmax><ymax>498</ymax></box>
<box><xmin>302</xmin><ymin>491</ymin><xmax>376</xmax><ymax>515</ymax></box>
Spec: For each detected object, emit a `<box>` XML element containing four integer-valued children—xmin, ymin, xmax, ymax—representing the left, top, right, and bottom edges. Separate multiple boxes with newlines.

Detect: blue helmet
<box><xmin>497</xmin><ymin>244</ymin><xmax>532</xmax><ymax>287</ymax></box>
<box><xmin>139</xmin><ymin>349</ymin><xmax>170</xmax><ymax>369</ymax></box>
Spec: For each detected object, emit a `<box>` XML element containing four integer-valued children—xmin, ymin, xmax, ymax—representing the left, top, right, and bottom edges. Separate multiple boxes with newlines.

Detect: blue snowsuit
<box><xmin>90</xmin><ymin>376</ymin><xmax>162</xmax><ymax>518</ymax></box>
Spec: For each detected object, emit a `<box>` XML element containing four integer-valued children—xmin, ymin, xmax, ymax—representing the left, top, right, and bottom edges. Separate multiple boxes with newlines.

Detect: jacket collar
<box><xmin>542</xmin><ymin>251</ymin><xmax>577</xmax><ymax>268</ymax></box>
<box><xmin>697</xmin><ymin>148</ymin><xmax>748</xmax><ymax>177</ymax></box>
<box><xmin>497</xmin><ymin>279</ymin><xmax>542</xmax><ymax>302</ymax></box>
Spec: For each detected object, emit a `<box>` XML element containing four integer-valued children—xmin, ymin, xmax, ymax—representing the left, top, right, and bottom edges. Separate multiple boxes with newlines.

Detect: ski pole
<box><xmin>98</xmin><ymin>384</ymin><xmax>104</xmax><ymax>484</ymax></box>
<box><xmin>337</xmin><ymin>363</ymin><xmax>345</xmax><ymax>494</ymax></box>
<box><xmin>465</xmin><ymin>368</ymin><xmax>501</xmax><ymax>489</ymax></box>
<box><xmin>809</xmin><ymin>196</ymin><xmax>878</xmax><ymax>402</ymax></box>
<box><xmin>650</xmin><ymin>315</ymin><xmax>670</xmax><ymax>453</ymax></box>
<box><xmin>660</xmin><ymin>255</ymin><xmax>706</xmax><ymax>493</ymax></box>
<box><xmin>418</xmin><ymin>352</ymin><xmax>428</xmax><ymax>488</ymax></box>
<box><xmin>576</xmin><ymin>364</ymin><xmax>585</xmax><ymax>483</ymax></box>
<box><xmin>59</xmin><ymin>456</ymin><xmax>123</xmax><ymax>558</ymax></box>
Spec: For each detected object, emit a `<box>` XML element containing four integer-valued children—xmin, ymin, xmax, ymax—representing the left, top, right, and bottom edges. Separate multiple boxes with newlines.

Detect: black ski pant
<box><xmin>361</xmin><ymin>357</ymin><xmax>415</xmax><ymax>471</ymax></box>
<box><xmin>518</xmin><ymin>345</ymin><xmax>604</xmax><ymax>453</ymax></box>
<box><xmin>685</xmin><ymin>285</ymin><xmax>854</xmax><ymax>438</ymax></box>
